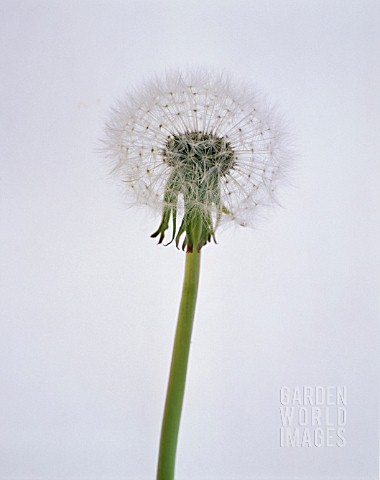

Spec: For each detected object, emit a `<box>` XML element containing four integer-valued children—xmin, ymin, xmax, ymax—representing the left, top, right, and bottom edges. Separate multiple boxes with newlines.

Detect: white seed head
<box><xmin>104</xmin><ymin>70</ymin><xmax>291</xmax><ymax>249</ymax></box>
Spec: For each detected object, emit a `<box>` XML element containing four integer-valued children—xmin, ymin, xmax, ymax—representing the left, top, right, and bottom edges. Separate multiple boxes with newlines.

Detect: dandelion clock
<box><xmin>104</xmin><ymin>70</ymin><xmax>291</xmax><ymax>479</ymax></box>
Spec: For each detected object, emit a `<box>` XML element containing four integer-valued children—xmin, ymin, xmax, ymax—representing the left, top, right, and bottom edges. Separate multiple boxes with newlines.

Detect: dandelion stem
<box><xmin>157</xmin><ymin>223</ymin><xmax>202</xmax><ymax>480</ymax></box>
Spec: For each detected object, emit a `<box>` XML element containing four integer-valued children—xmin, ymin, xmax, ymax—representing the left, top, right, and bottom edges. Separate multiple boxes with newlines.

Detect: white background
<box><xmin>1</xmin><ymin>1</ymin><xmax>379</xmax><ymax>479</ymax></box>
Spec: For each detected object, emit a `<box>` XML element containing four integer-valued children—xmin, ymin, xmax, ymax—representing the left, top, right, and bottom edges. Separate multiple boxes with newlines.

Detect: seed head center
<box><xmin>164</xmin><ymin>131</ymin><xmax>234</xmax><ymax>175</ymax></box>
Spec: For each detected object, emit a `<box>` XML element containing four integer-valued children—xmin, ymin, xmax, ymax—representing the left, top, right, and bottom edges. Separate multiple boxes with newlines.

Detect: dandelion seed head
<box><xmin>104</xmin><ymin>70</ymin><xmax>291</xmax><ymax>249</ymax></box>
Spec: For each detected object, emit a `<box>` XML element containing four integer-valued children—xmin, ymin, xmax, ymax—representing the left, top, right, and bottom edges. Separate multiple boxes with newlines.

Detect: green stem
<box><xmin>157</xmin><ymin>246</ymin><xmax>201</xmax><ymax>479</ymax></box>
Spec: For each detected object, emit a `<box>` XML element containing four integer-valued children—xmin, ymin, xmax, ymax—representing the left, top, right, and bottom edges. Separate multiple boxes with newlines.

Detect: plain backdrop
<box><xmin>1</xmin><ymin>1</ymin><xmax>379</xmax><ymax>479</ymax></box>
